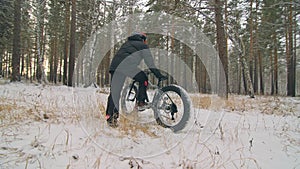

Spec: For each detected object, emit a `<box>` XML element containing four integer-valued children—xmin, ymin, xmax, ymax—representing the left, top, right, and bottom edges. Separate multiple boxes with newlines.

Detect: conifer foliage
<box><xmin>0</xmin><ymin>0</ymin><xmax>299</xmax><ymax>96</ymax></box>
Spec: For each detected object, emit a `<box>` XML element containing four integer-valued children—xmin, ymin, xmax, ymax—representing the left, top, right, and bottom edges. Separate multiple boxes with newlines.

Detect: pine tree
<box><xmin>48</xmin><ymin>0</ymin><xmax>64</xmax><ymax>83</ymax></box>
<box><xmin>286</xmin><ymin>0</ymin><xmax>295</xmax><ymax>96</ymax></box>
<box><xmin>11</xmin><ymin>0</ymin><xmax>22</xmax><ymax>81</ymax></box>
<box><xmin>35</xmin><ymin>0</ymin><xmax>48</xmax><ymax>84</ymax></box>
<box><xmin>21</xmin><ymin>0</ymin><xmax>34</xmax><ymax>81</ymax></box>
<box><xmin>68</xmin><ymin>0</ymin><xmax>76</xmax><ymax>86</ymax></box>
<box><xmin>63</xmin><ymin>0</ymin><xmax>70</xmax><ymax>85</ymax></box>
<box><xmin>0</xmin><ymin>0</ymin><xmax>13</xmax><ymax>77</ymax></box>
<box><xmin>214</xmin><ymin>0</ymin><xmax>228</xmax><ymax>98</ymax></box>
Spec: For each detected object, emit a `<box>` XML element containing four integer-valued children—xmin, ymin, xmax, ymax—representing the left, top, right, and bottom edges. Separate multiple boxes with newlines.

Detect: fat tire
<box><xmin>121</xmin><ymin>84</ymin><xmax>138</xmax><ymax>114</ymax></box>
<box><xmin>153</xmin><ymin>85</ymin><xmax>190</xmax><ymax>132</ymax></box>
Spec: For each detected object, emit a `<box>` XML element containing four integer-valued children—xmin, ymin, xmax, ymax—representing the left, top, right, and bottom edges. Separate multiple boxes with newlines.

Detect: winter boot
<box><xmin>136</xmin><ymin>101</ymin><xmax>149</xmax><ymax>111</ymax></box>
<box><xmin>106</xmin><ymin>113</ymin><xmax>119</xmax><ymax>128</ymax></box>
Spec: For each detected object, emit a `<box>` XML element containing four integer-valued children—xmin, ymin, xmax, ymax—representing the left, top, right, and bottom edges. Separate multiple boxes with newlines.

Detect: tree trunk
<box><xmin>49</xmin><ymin>38</ymin><xmax>54</xmax><ymax>82</ymax></box>
<box><xmin>214</xmin><ymin>0</ymin><xmax>228</xmax><ymax>98</ymax></box>
<box><xmin>11</xmin><ymin>0</ymin><xmax>21</xmax><ymax>81</ymax></box>
<box><xmin>293</xmin><ymin>13</ymin><xmax>297</xmax><ymax>96</ymax></box>
<box><xmin>286</xmin><ymin>2</ymin><xmax>295</xmax><ymax>96</ymax></box>
<box><xmin>270</xmin><ymin>48</ymin><xmax>274</xmax><ymax>95</ymax></box>
<box><xmin>195</xmin><ymin>56</ymin><xmax>201</xmax><ymax>92</ymax></box>
<box><xmin>273</xmin><ymin>33</ymin><xmax>278</xmax><ymax>95</ymax></box>
<box><xmin>36</xmin><ymin>0</ymin><xmax>48</xmax><ymax>84</ymax></box>
<box><xmin>0</xmin><ymin>49</ymin><xmax>2</xmax><ymax>77</ymax></box>
<box><xmin>68</xmin><ymin>0</ymin><xmax>76</xmax><ymax>86</ymax></box>
<box><xmin>258</xmin><ymin>50</ymin><xmax>264</xmax><ymax>94</ymax></box>
<box><xmin>249</xmin><ymin>0</ymin><xmax>254</xmax><ymax>92</ymax></box>
<box><xmin>242</xmin><ymin>64</ymin><xmax>247</xmax><ymax>94</ymax></box>
<box><xmin>63</xmin><ymin>0</ymin><xmax>70</xmax><ymax>85</ymax></box>
<box><xmin>253</xmin><ymin>0</ymin><xmax>260</xmax><ymax>93</ymax></box>
<box><xmin>201</xmin><ymin>61</ymin><xmax>207</xmax><ymax>93</ymax></box>
<box><xmin>53</xmin><ymin>36</ymin><xmax>58</xmax><ymax>83</ymax></box>
<box><xmin>232</xmin><ymin>33</ymin><xmax>255</xmax><ymax>98</ymax></box>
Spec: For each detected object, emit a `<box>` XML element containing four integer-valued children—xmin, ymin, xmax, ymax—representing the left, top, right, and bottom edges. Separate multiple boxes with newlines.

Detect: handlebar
<box><xmin>142</xmin><ymin>69</ymin><xmax>168</xmax><ymax>87</ymax></box>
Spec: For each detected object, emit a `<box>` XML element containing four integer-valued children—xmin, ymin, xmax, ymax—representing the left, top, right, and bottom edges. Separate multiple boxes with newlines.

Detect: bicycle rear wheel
<box><xmin>121</xmin><ymin>84</ymin><xmax>138</xmax><ymax>114</ymax></box>
<box><xmin>153</xmin><ymin>85</ymin><xmax>191</xmax><ymax>132</ymax></box>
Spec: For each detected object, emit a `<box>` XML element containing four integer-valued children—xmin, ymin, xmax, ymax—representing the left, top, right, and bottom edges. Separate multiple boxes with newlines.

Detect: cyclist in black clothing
<box><xmin>105</xmin><ymin>32</ymin><xmax>166</xmax><ymax>127</ymax></box>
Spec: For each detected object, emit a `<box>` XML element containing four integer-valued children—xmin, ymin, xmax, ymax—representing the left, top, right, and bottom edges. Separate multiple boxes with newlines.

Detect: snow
<box><xmin>0</xmin><ymin>82</ymin><xmax>299</xmax><ymax>169</ymax></box>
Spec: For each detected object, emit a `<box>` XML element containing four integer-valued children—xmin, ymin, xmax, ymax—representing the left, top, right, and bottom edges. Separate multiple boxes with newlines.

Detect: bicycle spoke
<box><xmin>160</xmin><ymin>114</ymin><xmax>173</xmax><ymax>120</ymax></box>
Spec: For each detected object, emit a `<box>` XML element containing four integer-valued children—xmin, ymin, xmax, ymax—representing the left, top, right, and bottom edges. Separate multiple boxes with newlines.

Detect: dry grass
<box><xmin>0</xmin><ymin>97</ymin><xmax>81</xmax><ymax>128</ymax></box>
<box><xmin>0</xmin><ymin>98</ymin><xmax>40</xmax><ymax>127</ymax></box>
<box><xmin>118</xmin><ymin>113</ymin><xmax>159</xmax><ymax>138</ymax></box>
<box><xmin>97</xmin><ymin>100</ymin><xmax>158</xmax><ymax>138</ymax></box>
<box><xmin>97</xmin><ymin>102</ymin><xmax>106</xmax><ymax>118</ymax></box>
<box><xmin>191</xmin><ymin>94</ymin><xmax>297</xmax><ymax>116</ymax></box>
<box><xmin>191</xmin><ymin>95</ymin><xmax>211</xmax><ymax>109</ymax></box>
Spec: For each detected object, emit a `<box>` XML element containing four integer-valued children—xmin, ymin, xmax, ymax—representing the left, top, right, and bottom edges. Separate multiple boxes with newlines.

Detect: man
<box><xmin>105</xmin><ymin>32</ymin><xmax>166</xmax><ymax>127</ymax></box>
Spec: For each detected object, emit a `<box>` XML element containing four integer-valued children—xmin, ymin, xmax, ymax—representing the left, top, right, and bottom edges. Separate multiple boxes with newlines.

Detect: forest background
<box><xmin>0</xmin><ymin>0</ymin><xmax>299</xmax><ymax>97</ymax></box>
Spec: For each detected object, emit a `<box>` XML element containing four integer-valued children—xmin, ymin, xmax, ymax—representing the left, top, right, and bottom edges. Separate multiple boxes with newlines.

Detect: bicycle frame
<box><xmin>126</xmin><ymin>75</ymin><xmax>178</xmax><ymax>119</ymax></box>
<box><xmin>126</xmin><ymin>78</ymin><xmax>160</xmax><ymax>107</ymax></box>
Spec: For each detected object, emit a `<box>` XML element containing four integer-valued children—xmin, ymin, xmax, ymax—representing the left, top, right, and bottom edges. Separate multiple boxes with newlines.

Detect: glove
<box><xmin>150</xmin><ymin>68</ymin><xmax>162</xmax><ymax>78</ymax></box>
<box><xmin>149</xmin><ymin>68</ymin><xmax>168</xmax><ymax>81</ymax></box>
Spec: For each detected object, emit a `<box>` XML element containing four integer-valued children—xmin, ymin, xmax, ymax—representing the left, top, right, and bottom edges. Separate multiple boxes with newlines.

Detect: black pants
<box><xmin>106</xmin><ymin>70</ymin><xmax>148</xmax><ymax>118</ymax></box>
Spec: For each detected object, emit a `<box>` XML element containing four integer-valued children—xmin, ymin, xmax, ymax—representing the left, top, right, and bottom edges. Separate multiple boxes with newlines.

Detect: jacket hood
<box><xmin>128</xmin><ymin>34</ymin><xmax>144</xmax><ymax>41</ymax></box>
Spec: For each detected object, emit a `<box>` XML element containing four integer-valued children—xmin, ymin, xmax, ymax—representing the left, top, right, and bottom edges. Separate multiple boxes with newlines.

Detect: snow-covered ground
<box><xmin>0</xmin><ymin>82</ymin><xmax>299</xmax><ymax>169</ymax></box>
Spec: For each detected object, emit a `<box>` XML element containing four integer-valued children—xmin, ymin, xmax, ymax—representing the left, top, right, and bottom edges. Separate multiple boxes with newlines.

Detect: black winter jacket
<box><xmin>109</xmin><ymin>34</ymin><xmax>162</xmax><ymax>78</ymax></box>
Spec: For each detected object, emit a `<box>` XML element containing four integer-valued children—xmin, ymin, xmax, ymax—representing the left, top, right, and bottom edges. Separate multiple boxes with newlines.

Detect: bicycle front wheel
<box><xmin>153</xmin><ymin>85</ymin><xmax>191</xmax><ymax>132</ymax></box>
